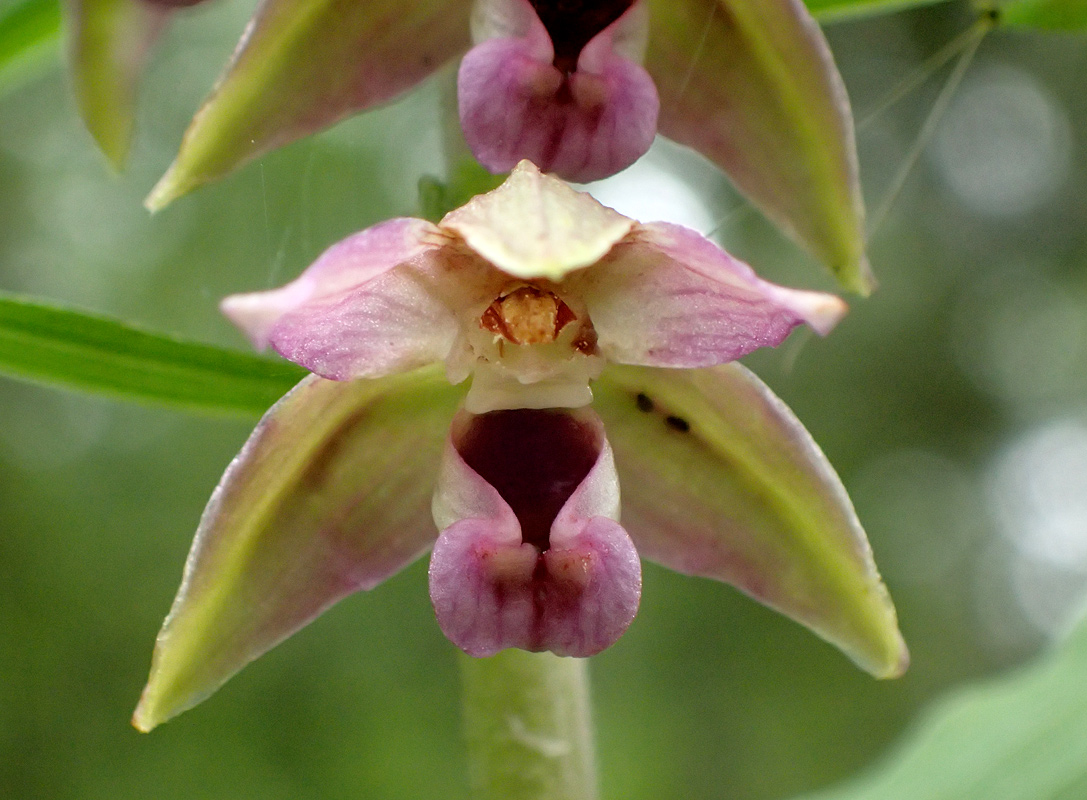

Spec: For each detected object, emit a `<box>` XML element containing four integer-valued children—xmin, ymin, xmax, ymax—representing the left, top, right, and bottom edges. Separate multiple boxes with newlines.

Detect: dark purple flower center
<box><xmin>528</xmin><ymin>0</ymin><xmax>636</xmax><ymax>73</ymax></box>
<box><xmin>457</xmin><ymin>409</ymin><xmax>599</xmax><ymax>551</ymax></box>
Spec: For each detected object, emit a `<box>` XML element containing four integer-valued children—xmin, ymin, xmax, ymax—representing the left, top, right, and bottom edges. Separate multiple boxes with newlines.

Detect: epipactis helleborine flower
<box><xmin>67</xmin><ymin>0</ymin><xmax>872</xmax><ymax>290</ymax></box>
<box><xmin>132</xmin><ymin>162</ymin><xmax>905</xmax><ymax>732</ymax></box>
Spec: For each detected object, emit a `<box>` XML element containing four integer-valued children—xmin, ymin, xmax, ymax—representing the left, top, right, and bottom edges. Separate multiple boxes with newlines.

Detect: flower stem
<box><xmin>459</xmin><ymin>650</ymin><xmax>599</xmax><ymax>800</ymax></box>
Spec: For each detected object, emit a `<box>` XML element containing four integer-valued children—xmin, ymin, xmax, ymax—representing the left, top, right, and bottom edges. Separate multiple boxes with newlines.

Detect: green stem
<box><xmin>459</xmin><ymin>650</ymin><xmax>599</xmax><ymax>800</ymax></box>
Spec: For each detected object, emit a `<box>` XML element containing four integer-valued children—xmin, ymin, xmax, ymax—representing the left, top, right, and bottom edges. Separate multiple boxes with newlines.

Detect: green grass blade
<box><xmin>0</xmin><ymin>0</ymin><xmax>61</xmax><ymax>98</ymax></box>
<box><xmin>805</xmin><ymin>0</ymin><xmax>953</xmax><ymax>21</ymax></box>
<box><xmin>0</xmin><ymin>293</ymin><xmax>306</xmax><ymax>416</ymax></box>
<box><xmin>999</xmin><ymin>0</ymin><xmax>1087</xmax><ymax>31</ymax></box>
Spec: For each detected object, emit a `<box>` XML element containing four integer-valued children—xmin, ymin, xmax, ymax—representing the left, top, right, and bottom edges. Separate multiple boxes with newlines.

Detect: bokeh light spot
<box><xmin>931</xmin><ymin>64</ymin><xmax>1071</xmax><ymax>217</ymax></box>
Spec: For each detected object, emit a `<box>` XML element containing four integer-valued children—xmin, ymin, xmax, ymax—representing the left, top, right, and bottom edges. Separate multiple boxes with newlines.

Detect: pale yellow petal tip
<box><xmin>130</xmin><ymin>695</ymin><xmax>159</xmax><ymax>733</ymax></box>
<box><xmin>510</xmin><ymin>159</ymin><xmax>544</xmax><ymax>180</ymax></box>
<box><xmin>812</xmin><ymin>294</ymin><xmax>850</xmax><ymax>337</ymax></box>
<box><xmin>78</xmin><ymin>106</ymin><xmax>132</xmax><ymax>173</ymax></box>
<box><xmin>876</xmin><ymin>636</ymin><xmax>910</xmax><ymax>680</ymax></box>
<box><xmin>144</xmin><ymin>161</ymin><xmax>193</xmax><ymax>214</ymax></box>
<box><xmin>852</xmin><ymin>617</ymin><xmax>909</xmax><ymax>679</ymax></box>
<box><xmin>220</xmin><ymin>292</ymin><xmax>279</xmax><ymax>350</ymax></box>
<box><xmin>97</xmin><ymin>134</ymin><xmax>130</xmax><ymax>174</ymax></box>
<box><xmin>845</xmin><ymin>254</ymin><xmax>877</xmax><ymax>298</ymax></box>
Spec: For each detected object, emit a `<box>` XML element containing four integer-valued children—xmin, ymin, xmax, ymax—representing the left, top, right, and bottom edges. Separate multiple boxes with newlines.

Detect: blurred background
<box><xmin>1</xmin><ymin>1</ymin><xmax>1085</xmax><ymax>798</ymax></box>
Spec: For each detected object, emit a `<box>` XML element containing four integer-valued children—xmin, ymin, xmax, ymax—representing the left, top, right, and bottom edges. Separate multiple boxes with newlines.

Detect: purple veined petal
<box><xmin>441</xmin><ymin>161</ymin><xmax>633</xmax><ymax>282</ymax></box>
<box><xmin>458</xmin><ymin>3</ymin><xmax>658</xmax><ymax>183</ymax></box>
<box><xmin>221</xmin><ymin>218</ymin><xmax>487</xmax><ymax>382</ymax></box>
<box><xmin>644</xmin><ymin>0</ymin><xmax>872</xmax><ymax>293</ymax></box>
<box><xmin>65</xmin><ymin>0</ymin><xmax>170</xmax><ymax>167</ymax></box>
<box><xmin>145</xmin><ymin>0</ymin><xmax>473</xmax><ymax>210</ymax></box>
<box><xmin>133</xmin><ymin>367</ymin><xmax>465</xmax><ymax>732</ymax></box>
<box><xmin>429</xmin><ymin>407</ymin><xmax>640</xmax><ymax>657</ymax></box>
<box><xmin>593</xmin><ymin>363</ymin><xmax>907</xmax><ymax>679</ymax></box>
<box><xmin>567</xmin><ymin>221</ymin><xmax>847</xmax><ymax>369</ymax></box>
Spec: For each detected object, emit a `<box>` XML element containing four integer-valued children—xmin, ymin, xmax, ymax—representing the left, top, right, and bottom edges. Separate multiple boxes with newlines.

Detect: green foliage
<box><xmin>797</xmin><ymin>623</ymin><xmax>1087</xmax><ymax>800</ymax></box>
<box><xmin>0</xmin><ymin>292</ymin><xmax>305</xmax><ymax>416</ymax></box>
<box><xmin>998</xmin><ymin>0</ymin><xmax>1087</xmax><ymax>30</ymax></box>
<box><xmin>805</xmin><ymin>0</ymin><xmax>952</xmax><ymax>20</ymax></box>
<box><xmin>419</xmin><ymin>160</ymin><xmax>506</xmax><ymax>223</ymax></box>
<box><xmin>0</xmin><ymin>0</ymin><xmax>60</xmax><ymax>97</ymax></box>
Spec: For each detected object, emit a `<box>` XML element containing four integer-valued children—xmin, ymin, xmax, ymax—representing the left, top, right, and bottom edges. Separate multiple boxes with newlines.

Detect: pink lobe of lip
<box><xmin>457</xmin><ymin>14</ymin><xmax>658</xmax><ymax>182</ymax></box>
<box><xmin>428</xmin><ymin>408</ymin><xmax>640</xmax><ymax>657</ymax></box>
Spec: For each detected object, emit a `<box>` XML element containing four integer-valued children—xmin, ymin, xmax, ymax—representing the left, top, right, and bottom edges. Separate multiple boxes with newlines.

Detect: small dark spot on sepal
<box><xmin>665</xmin><ymin>416</ymin><xmax>690</xmax><ymax>433</ymax></box>
<box><xmin>632</xmin><ymin>391</ymin><xmax>690</xmax><ymax>433</ymax></box>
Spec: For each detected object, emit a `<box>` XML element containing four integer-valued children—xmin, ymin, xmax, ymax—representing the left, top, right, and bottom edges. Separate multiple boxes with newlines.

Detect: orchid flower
<box><xmin>132</xmin><ymin>162</ymin><xmax>905</xmax><ymax>732</ymax></box>
<box><xmin>66</xmin><ymin>0</ymin><xmax>872</xmax><ymax>291</ymax></box>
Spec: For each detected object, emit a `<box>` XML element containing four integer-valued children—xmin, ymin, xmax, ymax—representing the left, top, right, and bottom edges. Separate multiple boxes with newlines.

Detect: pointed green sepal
<box><xmin>145</xmin><ymin>0</ymin><xmax>471</xmax><ymax>210</ymax></box>
<box><xmin>645</xmin><ymin>0</ymin><xmax>873</xmax><ymax>293</ymax></box>
<box><xmin>594</xmin><ymin>363</ymin><xmax>907</xmax><ymax>678</ymax></box>
<box><xmin>65</xmin><ymin>0</ymin><xmax>167</xmax><ymax>168</ymax></box>
<box><xmin>133</xmin><ymin>367</ymin><xmax>465</xmax><ymax>731</ymax></box>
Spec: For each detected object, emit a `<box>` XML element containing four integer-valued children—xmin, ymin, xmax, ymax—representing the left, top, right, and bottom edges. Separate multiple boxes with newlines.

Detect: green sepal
<box><xmin>646</xmin><ymin>0</ymin><xmax>873</xmax><ymax>293</ymax></box>
<box><xmin>65</xmin><ymin>0</ymin><xmax>167</xmax><ymax>167</ymax></box>
<box><xmin>594</xmin><ymin>363</ymin><xmax>907</xmax><ymax>678</ymax></box>
<box><xmin>134</xmin><ymin>367</ymin><xmax>465</xmax><ymax>731</ymax></box>
<box><xmin>145</xmin><ymin>0</ymin><xmax>471</xmax><ymax>210</ymax></box>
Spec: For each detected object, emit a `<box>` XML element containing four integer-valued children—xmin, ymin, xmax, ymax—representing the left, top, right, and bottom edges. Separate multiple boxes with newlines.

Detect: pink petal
<box><xmin>458</xmin><ymin>8</ymin><xmax>658</xmax><ymax>182</ymax></box>
<box><xmin>220</xmin><ymin>218</ymin><xmax>481</xmax><ymax>381</ymax></box>
<box><xmin>567</xmin><ymin>222</ymin><xmax>847</xmax><ymax>368</ymax></box>
<box><xmin>429</xmin><ymin>408</ymin><xmax>640</xmax><ymax>657</ymax></box>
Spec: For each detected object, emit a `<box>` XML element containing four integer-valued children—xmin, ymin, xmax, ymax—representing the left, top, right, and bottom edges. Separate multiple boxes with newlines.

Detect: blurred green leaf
<box><xmin>0</xmin><ymin>0</ymin><xmax>61</xmax><ymax>97</ymax></box>
<box><xmin>0</xmin><ymin>292</ymin><xmax>305</xmax><ymax>415</ymax></box>
<box><xmin>806</xmin><ymin>0</ymin><xmax>952</xmax><ymax>20</ymax></box>
<box><xmin>998</xmin><ymin>0</ymin><xmax>1087</xmax><ymax>30</ymax></box>
<box><xmin>796</xmin><ymin>622</ymin><xmax>1087</xmax><ymax>800</ymax></box>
